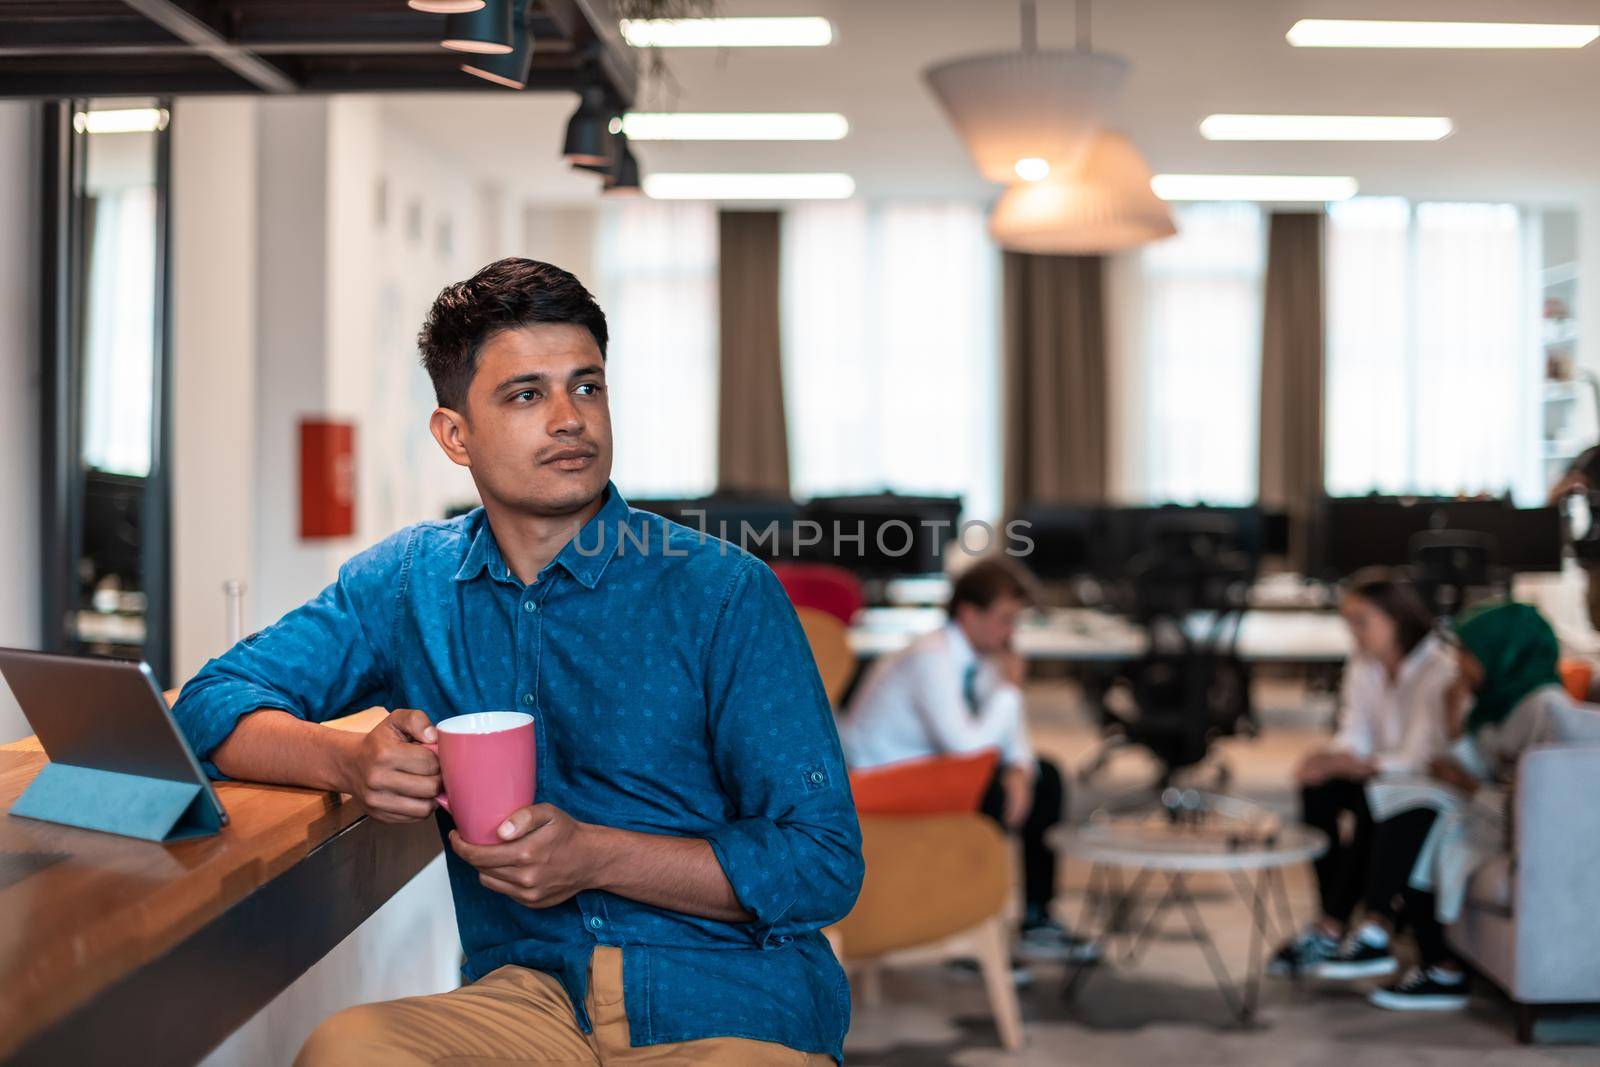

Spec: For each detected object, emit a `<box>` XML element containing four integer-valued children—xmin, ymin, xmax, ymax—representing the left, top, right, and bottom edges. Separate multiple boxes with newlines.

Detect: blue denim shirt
<box><xmin>172</xmin><ymin>485</ymin><xmax>864</xmax><ymax>1060</ymax></box>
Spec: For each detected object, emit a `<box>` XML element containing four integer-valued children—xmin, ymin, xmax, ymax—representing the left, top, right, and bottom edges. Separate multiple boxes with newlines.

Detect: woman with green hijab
<box><xmin>1358</xmin><ymin>601</ymin><xmax>1600</xmax><ymax>1013</ymax></box>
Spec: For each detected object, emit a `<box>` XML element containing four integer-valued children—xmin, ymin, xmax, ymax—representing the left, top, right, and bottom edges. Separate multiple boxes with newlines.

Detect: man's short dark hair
<box><xmin>417</xmin><ymin>257</ymin><xmax>609</xmax><ymax>411</ymax></box>
<box><xmin>948</xmin><ymin>559</ymin><xmax>1035</xmax><ymax>617</ymax></box>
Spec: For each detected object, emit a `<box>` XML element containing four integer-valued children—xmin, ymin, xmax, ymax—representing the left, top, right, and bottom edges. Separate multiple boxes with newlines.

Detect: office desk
<box><xmin>849</xmin><ymin>607</ymin><xmax>1351</xmax><ymax>665</ymax></box>
<box><xmin>0</xmin><ymin>713</ymin><xmax>441</xmax><ymax>1065</ymax></box>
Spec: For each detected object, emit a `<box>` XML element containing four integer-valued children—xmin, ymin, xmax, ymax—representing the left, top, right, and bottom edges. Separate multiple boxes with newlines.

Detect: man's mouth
<box><xmin>541</xmin><ymin>448</ymin><xmax>597</xmax><ymax>469</ymax></box>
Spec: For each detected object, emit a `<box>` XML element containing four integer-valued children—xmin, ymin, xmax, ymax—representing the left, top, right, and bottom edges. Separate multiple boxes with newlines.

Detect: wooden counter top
<box><xmin>0</xmin><ymin>710</ymin><xmax>442</xmax><ymax>1065</ymax></box>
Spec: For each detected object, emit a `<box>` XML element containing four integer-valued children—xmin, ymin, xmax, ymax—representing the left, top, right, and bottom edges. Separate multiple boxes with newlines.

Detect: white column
<box><xmin>170</xmin><ymin>97</ymin><xmax>261</xmax><ymax>680</ymax></box>
<box><xmin>0</xmin><ymin>102</ymin><xmax>40</xmax><ymax>742</ymax></box>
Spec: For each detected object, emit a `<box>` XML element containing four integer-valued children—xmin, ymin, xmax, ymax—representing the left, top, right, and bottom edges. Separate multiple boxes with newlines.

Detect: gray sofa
<box><xmin>1448</xmin><ymin>743</ymin><xmax>1600</xmax><ymax>1042</ymax></box>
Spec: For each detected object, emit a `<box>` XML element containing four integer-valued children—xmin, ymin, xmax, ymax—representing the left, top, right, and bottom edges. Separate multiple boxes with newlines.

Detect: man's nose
<box><xmin>546</xmin><ymin>390</ymin><xmax>585</xmax><ymax>435</ymax></box>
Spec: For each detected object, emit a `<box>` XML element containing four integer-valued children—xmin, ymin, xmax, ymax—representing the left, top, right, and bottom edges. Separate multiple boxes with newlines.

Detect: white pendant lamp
<box><xmin>924</xmin><ymin>0</ymin><xmax>1127</xmax><ymax>183</ymax></box>
<box><xmin>989</xmin><ymin>130</ymin><xmax>1176</xmax><ymax>254</ymax></box>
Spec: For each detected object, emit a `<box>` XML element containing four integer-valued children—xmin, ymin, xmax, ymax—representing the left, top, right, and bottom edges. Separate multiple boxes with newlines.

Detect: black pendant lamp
<box><xmin>442</xmin><ymin>0</ymin><xmax>513</xmax><ymax>54</ymax></box>
<box><xmin>461</xmin><ymin>3</ymin><xmax>533</xmax><ymax>87</ymax></box>
<box><xmin>603</xmin><ymin>133</ymin><xmax>642</xmax><ymax>196</ymax></box>
<box><xmin>562</xmin><ymin>81</ymin><xmax>613</xmax><ymax>166</ymax></box>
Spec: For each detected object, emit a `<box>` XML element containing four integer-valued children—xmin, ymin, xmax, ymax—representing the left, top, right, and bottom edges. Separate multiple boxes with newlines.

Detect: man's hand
<box><xmin>1428</xmin><ymin>756</ymin><xmax>1480</xmax><ymax>796</ymax></box>
<box><xmin>994</xmin><ymin>650</ymin><xmax>1027</xmax><ymax>689</ymax></box>
<box><xmin>338</xmin><ymin>708</ymin><xmax>441</xmax><ymax>823</ymax></box>
<box><xmin>451</xmin><ymin>803</ymin><xmax>597</xmax><ymax>909</ymax></box>
<box><xmin>1001</xmin><ymin>764</ymin><xmax>1034</xmax><ymax>830</ymax></box>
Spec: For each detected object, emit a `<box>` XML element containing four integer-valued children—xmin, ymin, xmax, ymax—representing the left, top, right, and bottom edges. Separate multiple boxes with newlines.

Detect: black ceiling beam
<box><xmin>118</xmin><ymin>0</ymin><xmax>298</xmax><ymax>92</ymax></box>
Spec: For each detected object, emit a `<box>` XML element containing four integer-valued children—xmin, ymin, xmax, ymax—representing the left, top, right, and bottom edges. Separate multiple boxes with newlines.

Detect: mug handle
<box><xmin>420</xmin><ymin>741</ymin><xmax>451</xmax><ymax>813</ymax></box>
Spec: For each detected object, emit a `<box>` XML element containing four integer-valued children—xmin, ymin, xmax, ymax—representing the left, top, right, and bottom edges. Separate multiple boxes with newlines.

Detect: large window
<box><xmin>781</xmin><ymin>200</ymin><xmax>1001</xmax><ymax>520</ymax></box>
<box><xmin>1325</xmin><ymin>198</ymin><xmax>1539</xmax><ymax>502</ymax></box>
<box><xmin>593</xmin><ymin>200</ymin><xmax>719</xmax><ymax>499</ymax></box>
<box><xmin>1135</xmin><ymin>202</ymin><xmax>1265</xmax><ymax>505</ymax></box>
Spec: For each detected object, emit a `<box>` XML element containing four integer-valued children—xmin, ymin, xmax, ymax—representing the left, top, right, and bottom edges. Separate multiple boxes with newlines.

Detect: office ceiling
<box><xmin>382</xmin><ymin>0</ymin><xmax>1600</xmax><ymax>205</ymax></box>
<box><xmin>0</xmin><ymin>0</ymin><xmax>634</xmax><ymax>102</ymax></box>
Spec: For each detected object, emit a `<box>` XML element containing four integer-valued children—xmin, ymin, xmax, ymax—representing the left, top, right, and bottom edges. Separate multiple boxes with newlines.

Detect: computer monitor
<box><xmin>1007</xmin><ymin>502</ymin><xmax>1102</xmax><ymax>581</ymax></box>
<box><xmin>801</xmin><ymin>493</ymin><xmax>962</xmax><ymax>577</ymax></box>
<box><xmin>1311</xmin><ymin>496</ymin><xmax>1563</xmax><ymax>578</ymax></box>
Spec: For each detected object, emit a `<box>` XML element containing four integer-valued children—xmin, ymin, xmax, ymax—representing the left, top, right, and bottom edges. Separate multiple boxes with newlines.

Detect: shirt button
<box><xmin>809</xmin><ymin>771</ymin><xmax>825</xmax><ymax>785</ymax></box>
<box><xmin>521</xmin><ymin>693</ymin><xmax>535</xmax><ymax>707</ymax></box>
<box><xmin>523</xmin><ymin>600</ymin><xmax>538</xmax><ymax>613</ymax></box>
<box><xmin>589</xmin><ymin>916</ymin><xmax>604</xmax><ymax>930</ymax></box>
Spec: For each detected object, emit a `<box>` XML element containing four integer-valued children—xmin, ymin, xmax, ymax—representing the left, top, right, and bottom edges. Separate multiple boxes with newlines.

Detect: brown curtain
<box><xmin>1002</xmin><ymin>252</ymin><xmax>1109</xmax><ymax>514</ymax></box>
<box><xmin>716</xmin><ymin>210</ymin><xmax>790</xmax><ymax>495</ymax></box>
<box><xmin>1257</xmin><ymin>211</ymin><xmax>1326</xmax><ymax>571</ymax></box>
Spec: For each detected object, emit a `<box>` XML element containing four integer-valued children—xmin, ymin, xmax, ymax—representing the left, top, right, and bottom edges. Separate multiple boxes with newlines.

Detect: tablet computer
<box><xmin>0</xmin><ymin>648</ymin><xmax>228</xmax><ymax>832</ymax></box>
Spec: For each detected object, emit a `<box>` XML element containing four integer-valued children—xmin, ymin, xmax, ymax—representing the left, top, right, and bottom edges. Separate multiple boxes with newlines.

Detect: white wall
<box><xmin>171</xmin><ymin>97</ymin><xmax>260</xmax><ymax>680</ymax></box>
<box><xmin>0</xmin><ymin>103</ymin><xmax>40</xmax><ymax>743</ymax></box>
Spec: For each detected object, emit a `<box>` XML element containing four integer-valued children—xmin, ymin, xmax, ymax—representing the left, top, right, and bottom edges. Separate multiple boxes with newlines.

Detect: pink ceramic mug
<box><xmin>424</xmin><ymin>711</ymin><xmax>536</xmax><ymax>844</ymax></box>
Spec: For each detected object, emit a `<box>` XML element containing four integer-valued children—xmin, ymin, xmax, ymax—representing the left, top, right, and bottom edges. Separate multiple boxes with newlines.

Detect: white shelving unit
<box><xmin>1542</xmin><ymin>257</ymin><xmax>1594</xmax><ymax>486</ymax></box>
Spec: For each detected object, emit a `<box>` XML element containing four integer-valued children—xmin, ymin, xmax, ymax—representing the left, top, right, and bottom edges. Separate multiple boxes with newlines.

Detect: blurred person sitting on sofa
<box><xmin>1269</xmin><ymin>568</ymin><xmax>1456</xmax><ymax>977</ymax></box>
<box><xmin>839</xmin><ymin>559</ymin><xmax>1096</xmax><ymax>965</ymax></box>
<box><xmin>1324</xmin><ymin>601</ymin><xmax>1600</xmax><ymax>1011</ymax></box>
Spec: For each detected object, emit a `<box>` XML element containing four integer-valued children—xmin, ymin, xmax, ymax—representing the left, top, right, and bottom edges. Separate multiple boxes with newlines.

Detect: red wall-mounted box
<box><xmin>299</xmin><ymin>419</ymin><xmax>356</xmax><ymax>539</ymax></box>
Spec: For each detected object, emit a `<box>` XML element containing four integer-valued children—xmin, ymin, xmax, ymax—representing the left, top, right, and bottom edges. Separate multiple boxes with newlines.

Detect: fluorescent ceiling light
<box><xmin>621</xmin><ymin>112</ymin><xmax>848</xmax><ymax>141</ymax></box>
<box><xmin>643</xmin><ymin>173</ymin><xmax>856</xmax><ymax>200</ymax></box>
<box><xmin>73</xmin><ymin>107</ymin><xmax>169</xmax><ymax>134</ymax></box>
<box><xmin>1287</xmin><ymin>19</ymin><xmax>1598</xmax><ymax>49</ymax></box>
<box><xmin>1151</xmin><ymin>174</ymin><xmax>1358</xmax><ymax>202</ymax></box>
<box><xmin>1200</xmin><ymin>114</ymin><xmax>1453</xmax><ymax>141</ymax></box>
<box><xmin>620</xmin><ymin>17</ymin><xmax>833</xmax><ymax>48</ymax></box>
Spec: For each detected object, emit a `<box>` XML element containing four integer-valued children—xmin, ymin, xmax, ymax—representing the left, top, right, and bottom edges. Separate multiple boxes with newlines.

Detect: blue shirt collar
<box><xmin>452</xmin><ymin>482</ymin><xmax>630</xmax><ymax>590</ymax></box>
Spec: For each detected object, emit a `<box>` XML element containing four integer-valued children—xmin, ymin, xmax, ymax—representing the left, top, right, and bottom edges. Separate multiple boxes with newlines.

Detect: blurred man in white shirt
<box><xmin>841</xmin><ymin>560</ymin><xmax>1095</xmax><ymax>962</ymax></box>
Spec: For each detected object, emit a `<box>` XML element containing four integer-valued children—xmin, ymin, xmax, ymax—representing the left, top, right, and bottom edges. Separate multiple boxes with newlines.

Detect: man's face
<box><xmin>958</xmin><ymin>595</ymin><xmax>1025</xmax><ymax>657</ymax></box>
<box><xmin>433</xmin><ymin>323</ymin><xmax>613</xmax><ymax>517</ymax></box>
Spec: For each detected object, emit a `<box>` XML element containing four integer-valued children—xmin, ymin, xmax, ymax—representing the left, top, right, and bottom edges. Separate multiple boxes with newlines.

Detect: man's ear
<box><xmin>429</xmin><ymin>407</ymin><xmax>472</xmax><ymax>469</ymax></box>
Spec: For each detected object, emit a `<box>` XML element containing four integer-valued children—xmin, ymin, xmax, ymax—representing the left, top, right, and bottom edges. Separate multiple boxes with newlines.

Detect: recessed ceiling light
<box><xmin>1286</xmin><ymin>19</ymin><xmax>1598</xmax><ymax>49</ymax></box>
<box><xmin>73</xmin><ymin>108</ymin><xmax>170</xmax><ymax>134</ymax></box>
<box><xmin>1013</xmin><ymin>157</ymin><xmax>1051</xmax><ymax>182</ymax></box>
<box><xmin>621</xmin><ymin>113</ymin><xmax>849</xmax><ymax>141</ymax></box>
<box><xmin>1200</xmin><ymin>114</ymin><xmax>1453</xmax><ymax>141</ymax></box>
<box><xmin>619</xmin><ymin>17</ymin><xmax>834</xmax><ymax>48</ymax></box>
<box><xmin>1151</xmin><ymin>174</ymin><xmax>1358</xmax><ymax>202</ymax></box>
<box><xmin>643</xmin><ymin>173</ymin><xmax>856</xmax><ymax>200</ymax></box>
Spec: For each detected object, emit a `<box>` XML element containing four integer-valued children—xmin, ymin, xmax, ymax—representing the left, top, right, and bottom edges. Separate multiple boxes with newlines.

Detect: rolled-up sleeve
<box><xmin>171</xmin><ymin>530</ymin><xmax>409</xmax><ymax>778</ymax></box>
<box><xmin>700</xmin><ymin>557</ymin><xmax>864</xmax><ymax>944</ymax></box>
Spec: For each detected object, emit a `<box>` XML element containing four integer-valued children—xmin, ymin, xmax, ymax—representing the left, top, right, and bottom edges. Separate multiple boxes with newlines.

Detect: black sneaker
<box><xmin>1017</xmin><ymin>917</ymin><xmax>1103</xmax><ymax>964</ymax></box>
<box><xmin>1267</xmin><ymin>926</ymin><xmax>1339</xmax><ymax>977</ymax></box>
<box><xmin>1368</xmin><ymin>966</ymin><xmax>1469</xmax><ymax>1012</ymax></box>
<box><xmin>1314</xmin><ymin>934</ymin><xmax>1398</xmax><ymax>980</ymax></box>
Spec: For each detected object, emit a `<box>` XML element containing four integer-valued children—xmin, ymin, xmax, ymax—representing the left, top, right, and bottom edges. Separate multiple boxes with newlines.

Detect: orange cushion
<box><xmin>1560</xmin><ymin>657</ymin><xmax>1594</xmax><ymax>702</ymax></box>
<box><xmin>848</xmin><ymin>749</ymin><xmax>1000</xmax><ymax>815</ymax></box>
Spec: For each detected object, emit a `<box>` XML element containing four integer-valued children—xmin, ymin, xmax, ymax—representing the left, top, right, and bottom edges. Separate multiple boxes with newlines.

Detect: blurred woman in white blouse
<box><xmin>1269</xmin><ymin>568</ymin><xmax>1457</xmax><ymax>976</ymax></box>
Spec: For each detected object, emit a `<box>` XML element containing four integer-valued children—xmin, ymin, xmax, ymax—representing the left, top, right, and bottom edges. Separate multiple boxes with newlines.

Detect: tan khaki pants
<box><xmin>295</xmin><ymin>947</ymin><xmax>830</xmax><ymax>1066</ymax></box>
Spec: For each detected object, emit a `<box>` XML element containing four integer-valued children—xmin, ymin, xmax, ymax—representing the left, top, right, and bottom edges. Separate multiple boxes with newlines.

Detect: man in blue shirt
<box><xmin>171</xmin><ymin>258</ymin><xmax>864</xmax><ymax>1065</ymax></box>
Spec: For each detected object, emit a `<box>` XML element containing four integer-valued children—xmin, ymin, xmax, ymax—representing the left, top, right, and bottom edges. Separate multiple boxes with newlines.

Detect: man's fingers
<box><xmin>367</xmin><ymin>793</ymin><xmax>436</xmax><ymax>821</ymax></box>
<box><xmin>389</xmin><ymin>708</ymin><xmax>439</xmax><ymax>745</ymax></box>
<box><xmin>370</xmin><ymin>767</ymin><xmax>443</xmax><ymax>799</ymax></box>
<box><xmin>495</xmin><ymin>803</ymin><xmax>559</xmax><ymax>842</ymax></box>
<box><xmin>383</xmin><ymin>741</ymin><xmax>441</xmax><ymax>777</ymax></box>
<box><xmin>450</xmin><ymin>830</ymin><xmax>527</xmax><ymax>869</ymax></box>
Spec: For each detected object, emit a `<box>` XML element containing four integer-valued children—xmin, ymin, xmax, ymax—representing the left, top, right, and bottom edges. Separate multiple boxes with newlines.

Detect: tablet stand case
<box><xmin>10</xmin><ymin>762</ymin><xmax>222</xmax><ymax>841</ymax></box>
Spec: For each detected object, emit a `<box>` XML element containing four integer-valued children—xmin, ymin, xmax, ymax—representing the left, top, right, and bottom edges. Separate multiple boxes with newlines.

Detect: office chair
<box><xmin>1408</xmin><ymin>529</ymin><xmax>1504</xmax><ymax>620</ymax></box>
<box><xmin>1080</xmin><ymin>528</ymin><xmax>1255</xmax><ymax>788</ymax></box>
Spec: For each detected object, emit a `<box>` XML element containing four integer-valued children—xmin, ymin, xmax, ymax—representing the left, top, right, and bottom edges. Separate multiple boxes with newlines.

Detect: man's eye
<box><xmin>512</xmin><ymin>390</ymin><xmax>538</xmax><ymax>402</ymax></box>
<box><xmin>575</xmin><ymin>383</ymin><xmax>601</xmax><ymax>396</ymax></box>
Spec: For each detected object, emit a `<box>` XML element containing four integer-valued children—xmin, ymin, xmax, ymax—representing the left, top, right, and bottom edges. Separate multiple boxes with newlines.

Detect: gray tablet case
<box><xmin>0</xmin><ymin>649</ymin><xmax>226</xmax><ymax>841</ymax></box>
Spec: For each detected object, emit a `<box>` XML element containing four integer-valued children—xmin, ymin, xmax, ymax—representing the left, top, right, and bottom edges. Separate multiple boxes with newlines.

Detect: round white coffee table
<box><xmin>1051</xmin><ymin>798</ymin><xmax>1328</xmax><ymax>1026</ymax></box>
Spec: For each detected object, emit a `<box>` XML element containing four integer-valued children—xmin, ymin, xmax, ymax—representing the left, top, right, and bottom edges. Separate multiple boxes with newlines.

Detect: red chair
<box><xmin>770</xmin><ymin>562</ymin><xmax>865</xmax><ymax>624</ymax></box>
